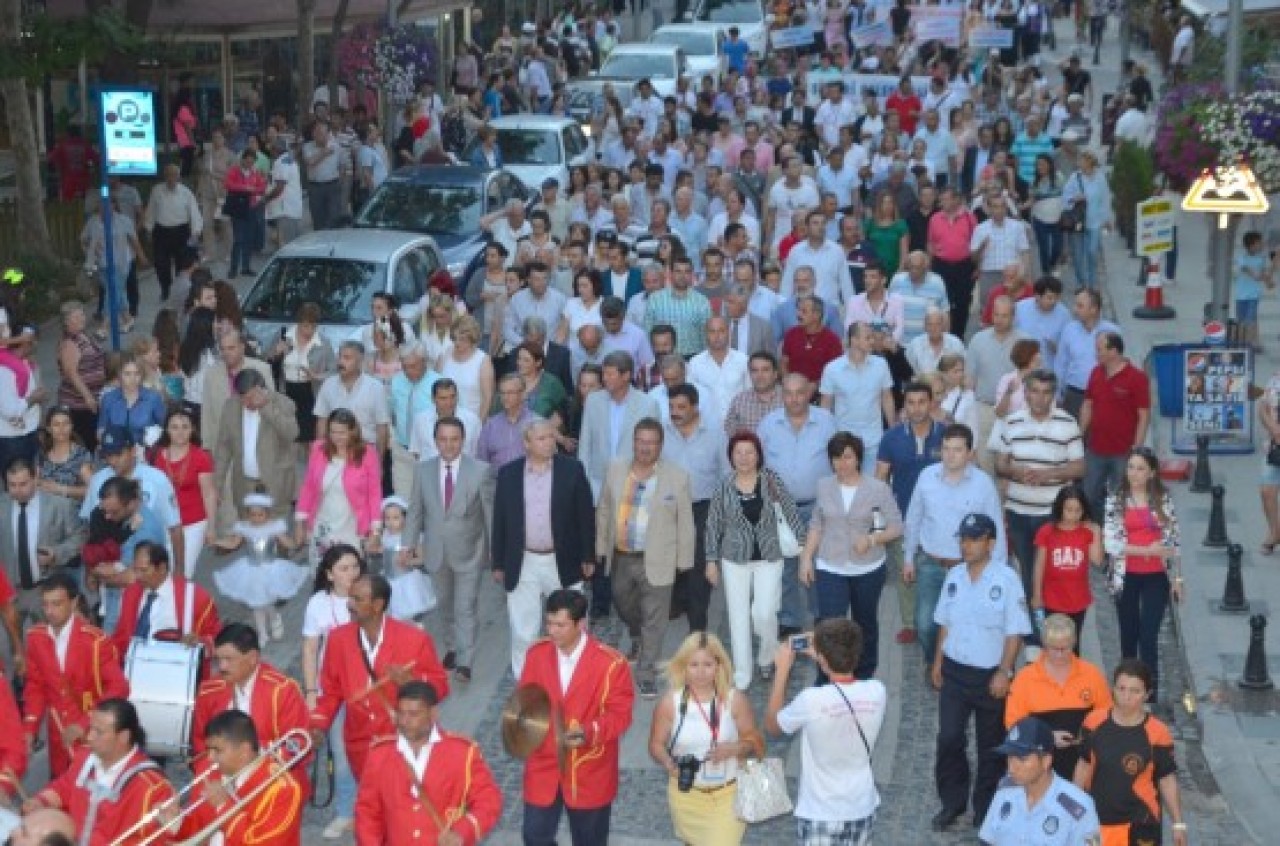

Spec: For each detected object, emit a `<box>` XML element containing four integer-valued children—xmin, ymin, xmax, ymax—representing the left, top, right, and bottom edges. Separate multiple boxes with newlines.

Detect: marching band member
<box><xmin>23</xmin><ymin>698</ymin><xmax>177</xmax><ymax>846</ymax></box>
<box><xmin>354</xmin><ymin>681</ymin><xmax>501</xmax><ymax>846</ymax></box>
<box><xmin>191</xmin><ymin>624</ymin><xmax>311</xmax><ymax>797</ymax></box>
<box><xmin>22</xmin><ymin>573</ymin><xmax>130</xmax><ymax>778</ymax></box>
<box><xmin>110</xmin><ymin>541</ymin><xmax>221</xmax><ymax>661</ymax></box>
<box><xmin>309</xmin><ymin>574</ymin><xmax>449</xmax><ymax>780</ymax></box>
<box><xmin>0</xmin><ymin>668</ymin><xmax>27</xmax><ymax>802</ymax></box>
<box><xmin>176</xmin><ymin>710</ymin><xmax>304</xmax><ymax>846</ymax></box>
<box><xmin>517</xmin><ymin>590</ymin><xmax>634</xmax><ymax>846</ymax></box>
<box><xmin>7</xmin><ymin>807</ymin><xmax>76</xmax><ymax>845</ymax></box>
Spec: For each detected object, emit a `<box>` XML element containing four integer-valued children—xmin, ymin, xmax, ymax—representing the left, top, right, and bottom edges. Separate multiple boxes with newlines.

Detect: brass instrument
<box><xmin>108</xmin><ymin>727</ymin><xmax>312</xmax><ymax>846</ymax></box>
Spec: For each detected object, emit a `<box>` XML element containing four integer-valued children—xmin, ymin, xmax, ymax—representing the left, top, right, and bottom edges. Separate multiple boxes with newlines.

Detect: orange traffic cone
<box><xmin>1133</xmin><ymin>259</ymin><xmax>1176</xmax><ymax>319</ymax></box>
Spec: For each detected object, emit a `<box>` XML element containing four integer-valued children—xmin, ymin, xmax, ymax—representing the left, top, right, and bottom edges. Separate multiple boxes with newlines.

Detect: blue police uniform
<box><xmin>933</xmin><ymin>513</ymin><xmax>1033</xmax><ymax>828</ymax></box>
<box><xmin>980</xmin><ymin>773</ymin><xmax>1102</xmax><ymax>846</ymax></box>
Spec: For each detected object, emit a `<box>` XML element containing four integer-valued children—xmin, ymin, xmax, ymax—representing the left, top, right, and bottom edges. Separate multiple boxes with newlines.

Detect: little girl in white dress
<box><xmin>214</xmin><ymin>491</ymin><xmax>310</xmax><ymax>642</ymax></box>
<box><xmin>379</xmin><ymin>496</ymin><xmax>436</xmax><ymax>623</ymax></box>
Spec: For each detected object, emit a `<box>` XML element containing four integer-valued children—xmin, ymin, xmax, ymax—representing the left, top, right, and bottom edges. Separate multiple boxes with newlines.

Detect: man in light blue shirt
<box><xmin>83</xmin><ymin>428</ymin><xmax>182</xmax><ymax>562</ymax></box>
<box><xmin>1013</xmin><ymin>277</ymin><xmax>1072</xmax><ymax>373</ymax></box>
<box><xmin>671</xmin><ymin>187</ymin><xmax>709</xmax><ymax>271</ymax></box>
<box><xmin>387</xmin><ymin>343</ymin><xmax>440</xmax><ymax>496</ymax></box>
<box><xmin>902</xmin><ymin>423</ymin><xmax>1005</xmax><ymax>663</ymax></box>
<box><xmin>759</xmin><ymin>374</ymin><xmax>839</xmax><ymax>635</ymax></box>
<box><xmin>819</xmin><ymin>323</ymin><xmax>896</xmax><ymax>476</ymax></box>
<box><xmin>914</xmin><ymin>110</ymin><xmax>960</xmax><ymax>188</ymax></box>
<box><xmin>1052</xmin><ymin>288</ymin><xmax>1119</xmax><ymax>418</ymax></box>
<box><xmin>889</xmin><ymin>253</ymin><xmax>952</xmax><ymax>343</ymax></box>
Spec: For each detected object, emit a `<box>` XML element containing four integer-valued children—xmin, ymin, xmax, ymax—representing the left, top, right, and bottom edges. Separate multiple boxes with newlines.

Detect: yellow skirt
<box><xmin>667</xmin><ymin>778</ymin><xmax>747</xmax><ymax>846</ymax></box>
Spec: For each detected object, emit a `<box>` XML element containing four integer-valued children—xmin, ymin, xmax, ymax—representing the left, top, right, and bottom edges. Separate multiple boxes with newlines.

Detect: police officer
<box><xmin>980</xmin><ymin>717</ymin><xmax>1102</xmax><ymax>846</ymax></box>
<box><xmin>932</xmin><ymin>512</ymin><xmax>1033</xmax><ymax>831</ymax></box>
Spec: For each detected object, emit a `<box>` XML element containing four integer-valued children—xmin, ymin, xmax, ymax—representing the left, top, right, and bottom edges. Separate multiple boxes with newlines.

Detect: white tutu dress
<box><xmin>381</xmin><ymin>531</ymin><xmax>437</xmax><ymax>620</ymax></box>
<box><xmin>214</xmin><ymin>520</ymin><xmax>310</xmax><ymax>608</ymax></box>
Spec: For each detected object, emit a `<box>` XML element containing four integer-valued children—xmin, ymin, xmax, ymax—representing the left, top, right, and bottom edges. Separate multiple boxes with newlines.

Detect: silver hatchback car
<box><xmin>240</xmin><ymin>229</ymin><xmax>444</xmax><ymax>353</ymax></box>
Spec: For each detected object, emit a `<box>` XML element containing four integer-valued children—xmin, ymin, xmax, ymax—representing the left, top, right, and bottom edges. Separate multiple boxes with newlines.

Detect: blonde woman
<box><xmin>648</xmin><ymin>632</ymin><xmax>764</xmax><ymax>846</ymax></box>
<box><xmin>440</xmin><ymin>314</ymin><xmax>494</xmax><ymax>420</ymax></box>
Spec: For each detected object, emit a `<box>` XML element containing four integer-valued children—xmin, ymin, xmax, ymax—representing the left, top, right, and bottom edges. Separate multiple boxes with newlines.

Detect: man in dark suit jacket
<box><xmin>960</xmin><ymin>125</ymin><xmax>998</xmax><ymax>198</ymax></box>
<box><xmin>495</xmin><ymin>317</ymin><xmax>573</xmax><ymax>397</ymax></box>
<box><xmin>491</xmin><ymin>420</ymin><xmax>595</xmax><ymax>677</ymax></box>
<box><xmin>780</xmin><ymin>90</ymin><xmax>817</xmax><ymax>147</ymax></box>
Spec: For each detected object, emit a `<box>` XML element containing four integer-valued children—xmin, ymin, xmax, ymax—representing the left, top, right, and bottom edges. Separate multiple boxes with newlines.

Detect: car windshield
<box><xmin>241</xmin><ymin>258</ymin><xmax>384</xmax><ymax>324</ymax></box>
<box><xmin>651</xmin><ymin>30</ymin><xmax>716</xmax><ymax>56</ymax></box>
<box><xmin>355</xmin><ymin>183</ymin><xmax>483</xmax><ymax>234</ymax></box>
<box><xmin>701</xmin><ymin>0</ymin><xmax>762</xmax><ymax>24</ymax></box>
<box><xmin>600</xmin><ymin>52</ymin><xmax>677</xmax><ymax>79</ymax></box>
<box><xmin>492</xmin><ymin>129</ymin><xmax>563</xmax><ymax>165</ymax></box>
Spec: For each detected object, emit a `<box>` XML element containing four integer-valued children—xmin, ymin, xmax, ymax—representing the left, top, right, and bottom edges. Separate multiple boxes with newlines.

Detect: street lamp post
<box><xmin>1207</xmin><ymin>0</ymin><xmax>1246</xmax><ymax>322</ymax></box>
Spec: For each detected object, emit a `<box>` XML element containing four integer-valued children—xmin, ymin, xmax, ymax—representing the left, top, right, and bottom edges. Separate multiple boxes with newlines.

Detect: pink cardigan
<box><xmin>295</xmin><ymin>442</ymin><xmax>383</xmax><ymax>536</ymax></box>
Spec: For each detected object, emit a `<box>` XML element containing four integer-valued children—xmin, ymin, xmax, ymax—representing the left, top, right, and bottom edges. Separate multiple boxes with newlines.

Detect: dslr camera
<box><xmin>674</xmin><ymin>754</ymin><xmax>702</xmax><ymax>792</ymax></box>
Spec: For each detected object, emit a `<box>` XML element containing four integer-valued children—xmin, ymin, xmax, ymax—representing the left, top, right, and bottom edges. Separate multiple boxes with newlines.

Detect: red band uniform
<box><xmin>111</xmin><ymin>575</ymin><xmax>222</xmax><ymax>660</ymax></box>
<box><xmin>23</xmin><ymin>616</ymin><xmax>131</xmax><ymax>777</ymax></box>
<box><xmin>309</xmin><ymin>618</ymin><xmax>450</xmax><ymax>778</ymax></box>
<box><xmin>33</xmin><ymin>746</ymin><xmax>176</xmax><ymax>846</ymax></box>
<box><xmin>354</xmin><ymin>731</ymin><xmax>502</xmax><ymax>846</ymax></box>
<box><xmin>177</xmin><ymin>758</ymin><xmax>305</xmax><ymax>846</ymax></box>
<box><xmin>0</xmin><ymin>679</ymin><xmax>28</xmax><ymax>801</ymax></box>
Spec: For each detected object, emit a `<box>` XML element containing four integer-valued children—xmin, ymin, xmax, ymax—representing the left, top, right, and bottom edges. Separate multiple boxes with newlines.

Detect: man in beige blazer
<box><xmin>202</xmin><ymin>328</ymin><xmax>278</xmax><ymax>530</ymax></box>
<box><xmin>595</xmin><ymin>418</ymin><xmax>694</xmax><ymax>698</ymax></box>
<box><xmin>212</xmin><ymin>369</ymin><xmax>298</xmax><ymax>526</ymax></box>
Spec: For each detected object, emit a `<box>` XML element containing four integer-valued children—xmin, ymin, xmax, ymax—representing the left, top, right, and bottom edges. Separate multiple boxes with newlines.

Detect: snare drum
<box><xmin>125</xmin><ymin>639</ymin><xmax>202</xmax><ymax>758</ymax></box>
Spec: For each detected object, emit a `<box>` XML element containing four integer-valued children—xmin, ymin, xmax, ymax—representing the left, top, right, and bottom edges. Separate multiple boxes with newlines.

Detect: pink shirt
<box><xmin>295</xmin><ymin>443</ymin><xmax>384</xmax><ymax>535</ymax></box>
<box><xmin>846</xmin><ymin>292</ymin><xmax>906</xmax><ymax>343</ymax></box>
<box><xmin>524</xmin><ymin>462</ymin><xmax>554</xmax><ymax>551</ymax></box>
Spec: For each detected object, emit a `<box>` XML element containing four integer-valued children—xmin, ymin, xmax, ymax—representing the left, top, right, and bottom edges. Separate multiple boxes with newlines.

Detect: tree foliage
<box><xmin>0</xmin><ymin>8</ymin><xmax>146</xmax><ymax>83</ymax></box>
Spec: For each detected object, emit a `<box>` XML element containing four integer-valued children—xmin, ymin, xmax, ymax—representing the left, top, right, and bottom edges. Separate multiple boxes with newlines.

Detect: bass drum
<box><xmin>124</xmin><ymin>639</ymin><xmax>202</xmax><ymax>758</ymax></box>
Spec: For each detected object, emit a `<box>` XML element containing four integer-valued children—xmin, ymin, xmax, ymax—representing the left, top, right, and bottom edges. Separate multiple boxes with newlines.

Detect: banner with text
<box><xmin>807</xmin><ymin>73</ymin><xmax>932</xmax><ymax>103</ymax></box>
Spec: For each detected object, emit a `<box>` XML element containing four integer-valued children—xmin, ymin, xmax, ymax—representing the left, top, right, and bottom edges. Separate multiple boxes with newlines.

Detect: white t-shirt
<box><xmin>266</xmin><ymin>154</ymin><xmax>303</xmax><ymax>221</ymax></box>
<box><xmin>776</xmin><ymin>679</ymin><xmax>886</xmax><ymax>822</ymax></box>
<box><xmin>767</xmin><ymin>179</ymin><xmax>820</xmax><ymax>252</ymax></box>
<box><xmin>302</xmin><ymin>590</ymin><xmax>352</xmax><ymax>680</ymax></box>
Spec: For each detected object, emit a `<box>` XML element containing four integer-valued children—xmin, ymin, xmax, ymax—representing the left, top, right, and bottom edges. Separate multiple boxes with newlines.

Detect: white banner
<box><xmin>850</xmin><ymin>21</ymin><xmax>895</xmax><ymax>48</ymax></box>
<box><xmin>913</xmin><ymin>16</ymin><xmax>962</xmax><ymax>46</ymax></box>
<box><xmin>968</xmin><ymin>26</ymin><xmax>1015</xmax><ymax>49</ymax></box>
<box><xmin>807</xmin><ymin>73</ymin><xmax>932</xmax><ymax>104</ymax></box>
<box><xmin>771</xmin><ymin>26</ymin><xmax>816</xmax><ymax>50</ymax></box>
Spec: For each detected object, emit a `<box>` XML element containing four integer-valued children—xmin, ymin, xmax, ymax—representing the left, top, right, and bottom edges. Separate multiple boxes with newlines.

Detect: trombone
<box><xmin>109</xmin><ymin>728</ymin><xmax>313</xmax><ymax>846</ymax></box>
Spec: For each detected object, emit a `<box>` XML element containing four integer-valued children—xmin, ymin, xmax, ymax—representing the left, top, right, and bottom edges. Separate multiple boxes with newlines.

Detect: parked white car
<box><xmin>463</xmin><ymin>115</ymin><xmax>594</xmax><ymax>191</ymax></box>
<box><xmin>566</xmin><ymin>43</ymin><xmax>689</xmax><ymax>124</ymax></box>
<box><xmin>650</xmin><ymin>23</ymin><xmax>726</xmax><ymax>87</ymax></box>
<box><xmin>689</xmin><ymin>0</ymin><xmax>768</xmax><ymax>57</ymax></box>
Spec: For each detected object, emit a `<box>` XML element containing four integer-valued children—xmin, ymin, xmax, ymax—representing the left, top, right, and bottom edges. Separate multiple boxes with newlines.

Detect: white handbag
<box><xmin>734</xmin><ymin>757</ymin><xmax>793</xmax><ymax>823</ymax></box>
<box><xmin>773</xmin><ymin>503</ymin><xmax>802</xmax><ymax>558</ymax></box>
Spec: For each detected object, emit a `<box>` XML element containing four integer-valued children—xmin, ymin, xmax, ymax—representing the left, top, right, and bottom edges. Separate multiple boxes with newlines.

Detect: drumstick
<box><xmin>351</xmin><ymin>663</ymin><xmax>416</xmax><ymax>705</ymax></box>
<box><xmin>1</xmin><ymin>768</ymin><xmax>29</xmax><ymax>804</ymax></box>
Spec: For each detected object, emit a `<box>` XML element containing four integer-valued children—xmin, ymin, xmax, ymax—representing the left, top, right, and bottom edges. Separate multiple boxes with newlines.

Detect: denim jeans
<box><xmin>1083</xmin><ymin>452</ymin><xmax>1128</xmax><ymax>522</ymax></box>
<box><xmin>229</xmin><ymin>215</ymin><xmax>257</xmax><ymax>276</ymax></box>
<box><xmin>914</xmin><ymin>554</ymin><xmax>949</xmax><ymax>663</ymax></box>
<box><xmin>779</xmin><ymin>501</ymin><xmax>816</xmax><ymax>630</ymax></box>
<box><xmin>101</xmin><ymin>586</ymin><xmax>122</xmax><ymax>635</ymax></box>
<box><xmin>1005</xmin><ymin>510</ymin><xmax>1051</xmax><ymax>647</ymax></box>
<box><xmin>1116</xmin><ymin>571</ymin><xmax>1170</xmax><ymax>699</ymax></box>
<box><xmin>815</xmin><ymin>565</ymin><xmax>887</xmax><ymax>678</ymax></box>
<box><xmin>1068</xmin><ymin>227</ymin><xmax>1101</xmax><ymax>288</ymax></box>
<box><xmin>330</xmin><ymin>705</ymin><xmax>357</xmax><ymax>818</ymax></box>
<box><xmin>1032</xmin><ymin>218</ymin><xmax>1063</xmax><ymax>275</ymax></box>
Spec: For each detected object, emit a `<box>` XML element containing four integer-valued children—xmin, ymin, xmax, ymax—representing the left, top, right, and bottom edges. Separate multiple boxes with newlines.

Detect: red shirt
<box><xmin>779</xmin><ymin>231</ymin><xmax>804</xmax><ymax>263</ymax></box>
<box><xmin>1034</xmin><ymin>522</ymin><xmax>1094</xmax><ymax>613</ymax></box>
<box><xmin>152</xmin><ymin>446</ymin><xmax>215</xmax><ymax>524</ymax></box>
<box><xmin>886</xmin><ymin>92</ymin><xmax>923</xmax><ymax>135</ymax></box>
<box><xmin>1123</xmin><ymin>505</ymin><xmax>1166</xmax><ymax>575</ymax></box>
<box><xmin>781</xmin><ymin>326</ymin><xmax>844</xmax><ymax>384</ymax></box>
<box><xmin>927</xmin><ymin>209</ymin><xmax>978</xmax><ymax>262</ymax></box>
<box><xmin>980</xmin><ymin>284</ymin><xmax>1036</xmax><ymax>325</ymax></box>
<box><xmin>1084</xmin><ymin>362</ymin><xmax>1149</xmax><ymax>456</ymax></box>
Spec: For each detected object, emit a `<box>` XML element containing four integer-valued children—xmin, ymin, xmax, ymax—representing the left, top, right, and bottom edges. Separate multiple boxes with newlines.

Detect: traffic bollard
<box><xmin>1220</xmin><ymin>543</ymin><xmax>1250</xmax><ymax>613</ymax></box>
<box><xmin>1204</xmin><ymin>485</ymin><xmax>1231</xmax><ymax>548</ymax></box>
<box><xmin>1191</xmin><ymin>434</ymin><xmax>1213</xmax><ymax>493</ymax></box>
<box><xmin>1240</xmin><ymin>615</ymin><xmax>1275</xmax><ymax>691</ymax></box>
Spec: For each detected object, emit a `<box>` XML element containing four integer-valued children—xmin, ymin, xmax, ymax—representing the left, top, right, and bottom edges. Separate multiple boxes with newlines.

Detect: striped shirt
<box><xmin>617</xmin><ymin>470</ymin><xmax>656</xmax><ymax>552</ymax></box>
<box><xmin>723</xmin><ymin>386</ymin><xmax>783</xmax><ymax>438</ymax></box>
<box><xmin>988</xmin><ymin>408</ymin><xmax>1084</xmax><ymax>515</ymax></box>
<box><xmin>970</xmin><ymin>216</ymin><xmax>1030</xmax><ymax>273</ymax></box>
<box><xmin>644</xmin><ymin>288</ymin><xmax>714</xmax><ymax>358</ymax></box>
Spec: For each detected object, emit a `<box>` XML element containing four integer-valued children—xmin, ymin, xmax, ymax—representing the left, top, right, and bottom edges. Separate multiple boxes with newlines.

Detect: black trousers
<box><xmin>935</xmin><ymin>657</ymin><xmax>1006</xmax><ymax>823</ymax></box>
<box><xmin>523</xmin><ymin>794</ymin><xmax>611</xmax><ymax>846</ymax></box>
<box><xmin>932</xmin><ymin>256</ymin><xmax>975</xmax><ymax>337</ymax></box>
<box><xmin>670</xmin><ymin>499</ymin><xmax>712</xmax><ymax>630</ymax></box>
<box><xmin>151</xmin><ymin>223</ymin><xmax>191</xmax><ymax>301</ymax></box>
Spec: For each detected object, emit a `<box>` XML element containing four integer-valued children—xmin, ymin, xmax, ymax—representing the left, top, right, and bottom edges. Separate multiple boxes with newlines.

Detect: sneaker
<box><xmin>627</xmin><ymin>642</ymin><xmax>641</xmax><ymax>663</ymax></box>
<box><xmin>895</xmin><ymin>628</ymin><xmax>917</xmax><ymax>645</ymax></box>
<box><xmin>322</xmin><ymin>817</ymin><xmax>353</xmax><ymax>839</ymax></box>
<box><xmin>454</xmin><ymin>666</ymin><xmax>472</xmax><ymax>684</ymax></box>
<box><xmin>270</xmin><ymin>612</ymin><xmax>285</xmax><ymax>641</ymax></box>
<box><xmin>442</xmin><ymin>651</ymin><xmax>457</xmax><ymax>671</ymax></box>
<box><xmin>637</xmin><ymin>679</ymin><xmax>658</xmax><ymax>699</ymax></box>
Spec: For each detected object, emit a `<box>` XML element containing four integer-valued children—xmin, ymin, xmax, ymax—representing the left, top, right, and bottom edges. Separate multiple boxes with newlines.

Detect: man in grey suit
<box><xmin>0</xmin><ymin>458</ymin><xmax>86</xmax><ymax>662</ymax></box>
<box><xmin>578</xmin><ymin>351</ymin><xmax>660</xmax><ymax>619</ymax></box>
<box><xmin>401</xmin><ymin>416</ymin><xmax>493</xmax><ymax>684</ymax></box>
<box><xmin>725</xmin><ymin>284</ymin><xmax>776</xmax><ymax>355</ymax></box>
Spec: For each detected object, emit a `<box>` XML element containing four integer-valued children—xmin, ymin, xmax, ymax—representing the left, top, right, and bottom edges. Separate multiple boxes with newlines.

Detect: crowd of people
<box><xmin>0</xmin><ymin>2</ymin><xmax>1213</xmax><ymax>846</ymax></box>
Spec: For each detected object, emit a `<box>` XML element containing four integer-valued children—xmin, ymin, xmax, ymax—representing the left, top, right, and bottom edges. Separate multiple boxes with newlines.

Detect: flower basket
<box><xmin>1153</xmin><ymin>85</ymin><xmax>1280</xmax><ymax>194</ymax></box>
<box><xmin>339</xmin><ymin>23</ymin><xmax>438</xmax><ymax>106</ymax></box>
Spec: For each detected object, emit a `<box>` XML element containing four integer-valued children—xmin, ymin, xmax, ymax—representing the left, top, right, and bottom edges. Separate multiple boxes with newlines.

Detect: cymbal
<box><xmin>501</xmin><ymin>684</ymin><xmax>558</xmax><ymax>760</ymax></box>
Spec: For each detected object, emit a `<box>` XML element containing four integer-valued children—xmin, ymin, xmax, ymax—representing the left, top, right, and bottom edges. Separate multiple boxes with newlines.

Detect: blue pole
<box><xmin>100</xmin><ymin>179</ymin><xmax>121</xmax><ymax>351</ymax></box>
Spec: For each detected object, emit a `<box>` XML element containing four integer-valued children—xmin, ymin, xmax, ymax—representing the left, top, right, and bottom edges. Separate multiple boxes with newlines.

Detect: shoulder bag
<box><xmin>734</xmin><ymin>756</ymin><xmax>793</xmax><ymax>823</ymax></box>
<box><xmin>1059</xmin><ymin>172</ymin><xmax>1087</xmax><ymax>233</ymax></box>
<box><xmin>765</xmin><ymin>473</ymin><xmax>802</xmax><ymax>557</ymax></box>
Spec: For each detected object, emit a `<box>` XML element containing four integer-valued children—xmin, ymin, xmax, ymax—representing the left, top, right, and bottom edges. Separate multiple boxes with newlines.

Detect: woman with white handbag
<box><xmin>706</xmin><ymin>431</ymin><xmax>808</xmax><ymax>691</ymax></box>
<box><xmin>766</xmin><ymin>618</ymin><xmax>887</xmax><ymax>846</ymax></box>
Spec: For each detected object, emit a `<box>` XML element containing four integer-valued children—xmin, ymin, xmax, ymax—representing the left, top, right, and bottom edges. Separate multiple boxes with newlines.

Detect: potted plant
<box><xmin>1111</xmin><ymin>140</ymin><xmax>1155</xmax><ymax>251</ymax></box>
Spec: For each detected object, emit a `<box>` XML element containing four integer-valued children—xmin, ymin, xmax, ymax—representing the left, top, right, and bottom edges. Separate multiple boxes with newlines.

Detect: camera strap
<box><xmin>692</xmin><ymin>692</ymin><xmax>720</xmax><ymax>746</ymax></box>
<box><xmin>832</xmin><ymin>683</ymin><xmax>873</xmax><ymax>763</ymax></box>
<box><xmin>667</xmin><ymin>686</ymin><xmax>690</xmax><ymax>757</ymax></box>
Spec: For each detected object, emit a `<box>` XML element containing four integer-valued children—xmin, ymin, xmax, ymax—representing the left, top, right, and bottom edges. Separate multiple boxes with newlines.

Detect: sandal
<box><xmin>1262</xmin><ymin>540</ymin><xmax>1277</xmax><ymax>555</ymax></box>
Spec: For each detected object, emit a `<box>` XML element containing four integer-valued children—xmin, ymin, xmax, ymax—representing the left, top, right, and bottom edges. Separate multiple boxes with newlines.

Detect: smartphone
<box><xmin>790</xmin><ymin>634</ymin><xmax>810</xmax><ymax>651</ymax></box>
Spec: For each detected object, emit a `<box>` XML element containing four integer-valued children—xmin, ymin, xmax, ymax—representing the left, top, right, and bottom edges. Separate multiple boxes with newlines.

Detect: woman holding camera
<box><xmin>648</xmin><ymin>632</ymin><xmax>764</xmax><ymax>846</ymax></box>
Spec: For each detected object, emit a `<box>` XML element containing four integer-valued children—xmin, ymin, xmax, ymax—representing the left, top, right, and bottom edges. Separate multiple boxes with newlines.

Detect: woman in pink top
<box><xmin>295</xmin><ymin>408</ymin><xmax>384</xmax><ymax>564</ymax></box>
<box><xmin>1102</xmin><ymin>447</ymin><xmax>1182</xmax><ymax>701</ymax></box>
<box><xmin>223</xmin><ymin>148</ymin><xmax>267</xmax><ymax>277</ymax></box>
<box><xmin>993</xmin><ymin>339</ymin><xmax>1042</xmax><ymax>419</ymax></box>
<box><xmin>172</xmin><ymin>86</ymin><xmax>199</xmax><ymax>177</ymax></box>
